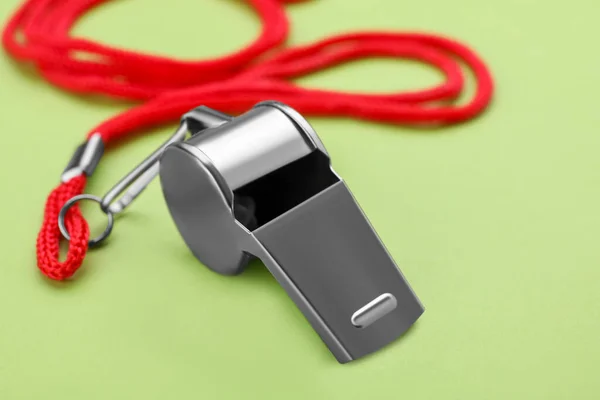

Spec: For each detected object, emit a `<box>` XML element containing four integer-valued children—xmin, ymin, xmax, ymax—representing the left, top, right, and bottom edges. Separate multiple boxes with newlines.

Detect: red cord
<box><xmin>36</xmin><ymin>175</ymin><xmax>89</xmax><ymax>280</ymax></box>
<box><xmin>3</xmin><ymin>0</ymin><xmax>494</xmax><ymax>280</ymax></box>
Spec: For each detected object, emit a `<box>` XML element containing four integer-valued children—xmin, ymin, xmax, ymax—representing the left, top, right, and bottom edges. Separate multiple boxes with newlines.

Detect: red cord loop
<box><xmin>36</xmin><ymin>175</ymin><xmax>89</xmax><ymax>280</ymax></box>
<box><xmin>3</xmin><ymin>0</ymin><xmax>494</xmax><ymax>280</ymax></box>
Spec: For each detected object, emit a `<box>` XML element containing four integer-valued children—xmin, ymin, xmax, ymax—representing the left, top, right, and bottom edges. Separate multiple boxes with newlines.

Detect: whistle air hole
<box><xmin>233</xmin><ymin>152</ymin><xmax>339</xmax><ymax>229</ymax></box>
<box><xmin>233</xmin><ymin>195</ymin><xmax>258</xmax><ymax>231</ymax></box>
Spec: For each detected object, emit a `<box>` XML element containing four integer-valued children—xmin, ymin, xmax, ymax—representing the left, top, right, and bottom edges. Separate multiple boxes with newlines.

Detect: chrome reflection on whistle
<box><xmin>351</xmin><ymin>293</ymin><xmax>398</xmax><ymax>328</ymax></box>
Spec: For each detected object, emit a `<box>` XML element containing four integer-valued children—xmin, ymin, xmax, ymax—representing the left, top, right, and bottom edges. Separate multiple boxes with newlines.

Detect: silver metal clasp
<box><xmin>159</xmin><ymin>101</ymin><xmax>424</xmax><ymax>363</ymax></box>
<box><xmin>100</xmin><ymin>107</ymin><xmax>233</xmax><ymax>214</ymax></box>
<box><xmin>58</xmin><ymin>107</ymin><xmax>232</xmax><ymax>247</ymax></box>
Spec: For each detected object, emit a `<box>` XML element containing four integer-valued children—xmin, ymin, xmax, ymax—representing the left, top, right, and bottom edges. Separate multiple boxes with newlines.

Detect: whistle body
<box><xmin>159</xmin><ymin>102</ymin><xmax>424</xmax><ymax>363</ymax></box>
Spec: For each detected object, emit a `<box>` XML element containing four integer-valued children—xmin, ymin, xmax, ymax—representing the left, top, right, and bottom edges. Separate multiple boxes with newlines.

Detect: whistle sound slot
<box><xmin>351</xmin><ymin>293</ymin><xmax>398</xmax><ymax>328</ymax></box>
<box><xmin>233</xmin><ymin>151</ymin><xmax>339</xmax><ymax>229</ymax></box>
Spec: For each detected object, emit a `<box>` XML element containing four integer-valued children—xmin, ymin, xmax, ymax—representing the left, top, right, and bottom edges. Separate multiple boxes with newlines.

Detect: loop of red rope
<box><xmin>3</xmin><ymin>0</ymin><xmax>494</xmax><ymax>280</ymax></box>
<box><xmin>36</xmin><ymin>175</ymin><xmax>89</xmax><ymax>280</ymax></box>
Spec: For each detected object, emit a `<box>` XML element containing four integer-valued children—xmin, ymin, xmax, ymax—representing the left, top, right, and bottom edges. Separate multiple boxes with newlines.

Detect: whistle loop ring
<box><xmin>58</xmin><ymin>194</ymin><xmax>114</xmax><ymax>247</ymax></box>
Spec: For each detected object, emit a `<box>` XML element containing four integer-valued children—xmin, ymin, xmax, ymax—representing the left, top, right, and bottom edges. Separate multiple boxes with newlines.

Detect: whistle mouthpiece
<box><xmin>159</xmin><ymin>101</ymin><xmax>424</xmax><ymax>363</ymax></box>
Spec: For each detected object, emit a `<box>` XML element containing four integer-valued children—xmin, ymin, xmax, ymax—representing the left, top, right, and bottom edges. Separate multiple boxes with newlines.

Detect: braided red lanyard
<box><xmin>3</xmin><ymin>0</ymin><xmax>494</xmax><ymax>280</ymax></box>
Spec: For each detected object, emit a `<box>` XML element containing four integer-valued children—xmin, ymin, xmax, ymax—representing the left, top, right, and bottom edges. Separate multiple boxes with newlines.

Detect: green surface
<box><xmin>1</xmin><ymin>0</ymin><xmax>600</xmax><ymax>398</ymax></box>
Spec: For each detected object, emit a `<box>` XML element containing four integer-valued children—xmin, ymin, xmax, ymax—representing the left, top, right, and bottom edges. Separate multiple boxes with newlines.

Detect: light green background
<box><xmin>1</xmin><ymin>0</ymin><xmax>600</xmax><ymax>398</ymax></box>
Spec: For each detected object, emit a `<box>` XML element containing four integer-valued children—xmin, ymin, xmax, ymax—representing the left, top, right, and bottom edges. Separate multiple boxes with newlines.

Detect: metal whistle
<box><xmin>159</xmin><ymin>101</ymin><xmax>424</xmax><ymax>363</ymax></box>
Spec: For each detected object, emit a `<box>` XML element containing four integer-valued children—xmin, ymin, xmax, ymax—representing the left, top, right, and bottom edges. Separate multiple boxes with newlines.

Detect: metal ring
<box><xmin>58</xmin><ymin>194</ymin><xmax>114</xmax><ymax>247</ymax></box>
